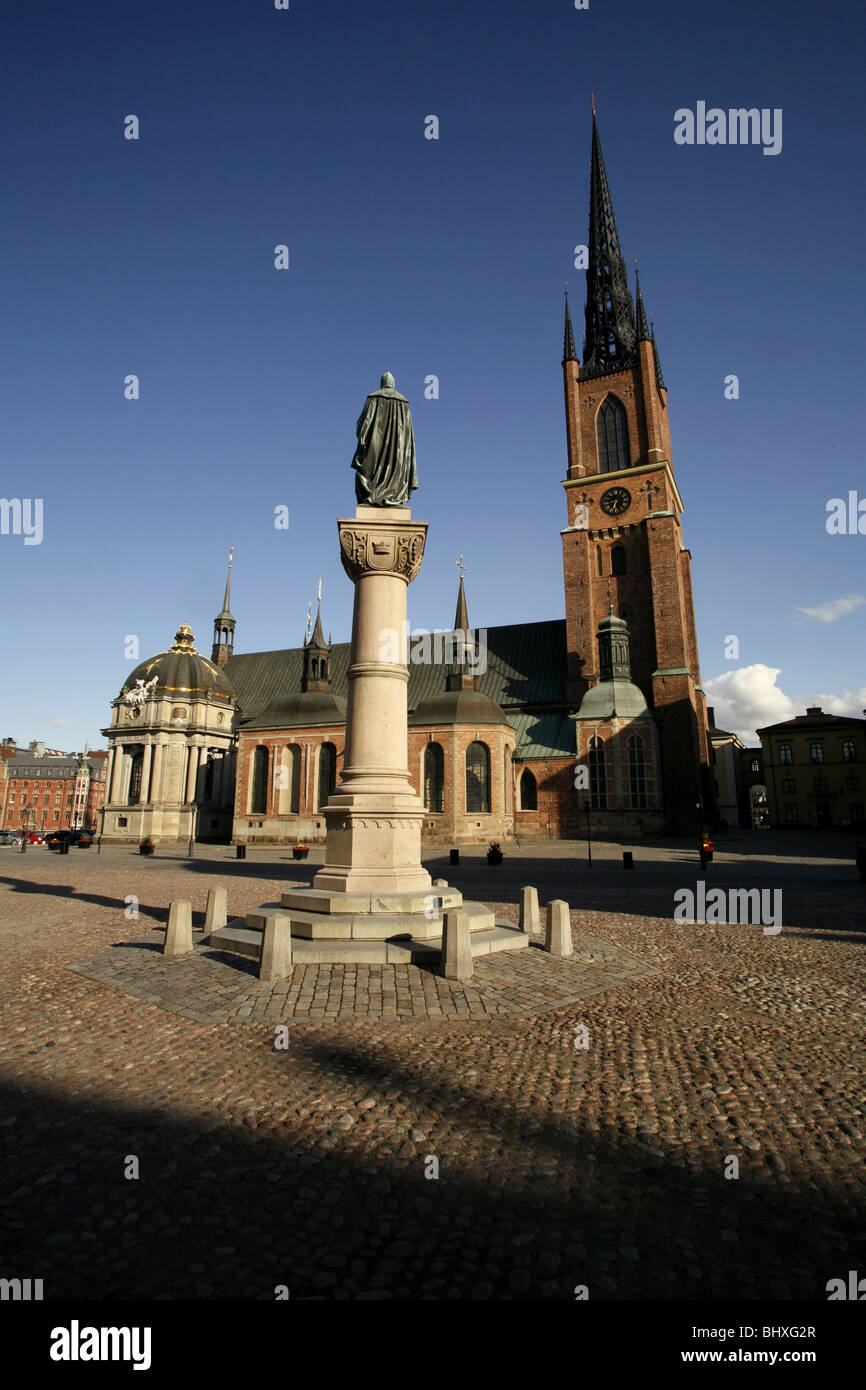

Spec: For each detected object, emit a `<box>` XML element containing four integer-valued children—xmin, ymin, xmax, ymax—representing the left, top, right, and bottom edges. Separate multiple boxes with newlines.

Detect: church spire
<box><xmin>583</xmin><ymin>108</ymin><xmax>637</xmax><ymax>378</ymax></box>
<box><xmin>446</xmin><ymin>557</ymin><xmax>476</xmax><ymax>693</ymax></box>
<box><xmin>563</xmin><ymin>287</ymin><xmax>578</xmax><ymax>364</ymax></box>
<box><xmin>634</xmin><ymin>267</ymin><xmax>651</xmax><ymax>341</ymax></box>
<box><xmin>302</xmin><ymin>580</ymin><xmax>331</xmax><ymax>692</ymax></box>
<box><xmin>211</xmin><ymin>547</ymin><xmax>236</xmax><ymax>667</ymax></box>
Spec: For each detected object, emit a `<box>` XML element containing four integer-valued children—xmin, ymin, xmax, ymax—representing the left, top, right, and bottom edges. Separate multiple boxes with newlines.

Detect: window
<box><xmin>53</xmin><ymin>811</ymin><xmax>58</xmax><ymax>821</ymax></box>
<box><xmin>596</xmin><ymin>547</ymin><xmax>602</xmax><ymax>576</ymax></box>
<box><xmin>424</xmin><ymin>743</ymin><xmax>444</xmax><ymax>813</ymax></box>
<box><xmin>519</xmin><ymin>768</ymin><xmax>538</xmax><ymax>811</ymax></box>
<box><xmin>318</xmin><ymin>743</ymin><xmax>337</xmax><ymax>808</ymax></box>
<box><xmin>588</xmin><ymin>736</ymin><xmax>607</xmax><ymax>809</ymax></box>
<box><xmin>611</xmin><ymin>545</ymin><xmax>626</xmax><ymax>576</ymax></box>
<box><xmin>782</xmin><ymin>778</ymin><xmax>795</xmax><ymax>793</ymax></box>
<box><xmin>117</xmin><ymin>816</ymin><xmax>128</xmax><ymax>828</ymax></box>
<box><xmin>810</xmin><ymin>742</ymin><xmax>824</xmax><ymax>764</ymax></box>
<box><xmin>750</xmin><ymin>759</ymin><xmax>760</xmax><ymax>773</ymax></box>
<box><xmin>846</xmin><ymin>776</ymin><xmax>861</xmax><ymax>791</ymax></box>
<box><xmin>779</xmin><ymin>744</ymin><xmax>793</xmax><ymax>765</ymax></box>
<box><xmin>128</xmin><ymin>752</ymin><xmax>143</xmax><ymax>805</ymax></box>
<box><xmin>465</xmin><ymin>742</ymin><xmax>490</xmax><ymax>813</ymax></box>
<box><xmin>628</xmin><ymin>734</ymin><xmax>648</xmax><ymax>810</ymax></box>
<box><xmin>251</xmin><ymin>746</ymin><xmax>269</xmax><ymax>814</ymax></box>
<box><xmin>842</xmin><ymin>740</ymin><xmax>857</xmax><ymax>762</ymax></box>
<box><xmin>814</xmin><ymin>776</ymin><xmax>828</xmax><ymax>792</ymax></box>
<box><xmin>597</xmin><ymin>395</ymin><xmax>630</xmax><ymax>473</ymax></box>
<box><xmin>287</xmin><ymin>744</ymin><xmax>302</xmax><ymax>814</ymax></box>
<box><xmin>785</xmin><ymin>804</ymin><xmax>798</xmax><ymax>822</ymax></box>
<box><xmin>851</xmin><ymin>803</ymin><xmax>864</xmax><ymax>821</ymax></box>
<box><xmin>204</xmin><ymin>758</ymin><xmax>215</xmax><ymax>799</ymax></box>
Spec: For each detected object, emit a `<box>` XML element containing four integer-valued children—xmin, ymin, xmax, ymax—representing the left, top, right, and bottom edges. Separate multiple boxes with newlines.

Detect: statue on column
<box><xmin>351</xmin><ymin>372</ymin><xmax>418</xmax><ymax>507</ymax></box>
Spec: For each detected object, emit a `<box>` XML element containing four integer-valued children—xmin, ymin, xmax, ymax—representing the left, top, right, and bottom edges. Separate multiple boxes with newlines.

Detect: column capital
<box><xmin>338</xmin><ymin>511</ymin><xmax>428</xmax><ymax>584</ymax></box>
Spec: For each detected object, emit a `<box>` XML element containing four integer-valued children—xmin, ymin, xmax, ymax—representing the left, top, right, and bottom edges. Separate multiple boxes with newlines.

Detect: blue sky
<box><xmin>1</xmin><ymin>0</ymin><xmax>863</xmax><ymax>748</ymax></box>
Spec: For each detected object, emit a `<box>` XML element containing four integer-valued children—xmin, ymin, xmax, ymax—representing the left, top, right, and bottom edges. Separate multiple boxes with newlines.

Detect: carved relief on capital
<box><xmin>339</xmin><ymin>522</ymin><xmax>426</xmax><ymax>582</ymax></box>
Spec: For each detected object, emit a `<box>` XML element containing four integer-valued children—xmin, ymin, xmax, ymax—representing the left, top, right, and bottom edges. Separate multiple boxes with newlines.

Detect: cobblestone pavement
<box><xmin>69</xmin><ymin>933</ymin><xmax>657</xmax><ymax>1024</ymax></box>
<box><xmin>0</xmin><ymin>834</ymin><xmax>864</xmax><ymax>1301</ymax></box>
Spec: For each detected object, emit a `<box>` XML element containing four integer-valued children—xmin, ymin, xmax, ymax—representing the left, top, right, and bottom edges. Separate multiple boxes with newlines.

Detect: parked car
<box><xmin>25</xmin><ymin>832</ymin><xmax>45</xmax><ymax>844</ymax></box>
<box><xmin>46</xmin><ymin>829</ymin><xmax>76</xmax><ymax>843</ymax></box>
<box><xmin>0</xmin><ymin>830</ymin><xmax>23</xmax><ymax>845</ymax></box>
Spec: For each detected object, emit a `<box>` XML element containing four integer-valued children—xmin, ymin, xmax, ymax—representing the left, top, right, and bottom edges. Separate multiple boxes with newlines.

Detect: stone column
<box><xmin>185</xmin><ymin>742</ymin><xmax>200</xmax><ymax>802</ymax></box>
<box><xmin>109</xmin><ymin>745</ymin><xmax>125</xmax><ymax>803</ymax></box>
<box><xmin>313</xmin><ymin>506</ymin><xmax>431</xmax><ymax>895</ymax></box>
<box><xmin>150</xmin><ymin>743</ymin><xmax>164</xmax><ymax>804</ymax></box>
<box><xmin>141</xmin><ymin>743</ymin><xmax>153</xmax><ymax>803</ymax></box>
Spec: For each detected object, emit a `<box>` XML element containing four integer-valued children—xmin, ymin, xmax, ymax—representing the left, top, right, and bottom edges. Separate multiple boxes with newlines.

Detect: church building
<box><xmin>101</xmin><ymin>114</ymin><xmax>712</xmax><ymax>845</ymax></box>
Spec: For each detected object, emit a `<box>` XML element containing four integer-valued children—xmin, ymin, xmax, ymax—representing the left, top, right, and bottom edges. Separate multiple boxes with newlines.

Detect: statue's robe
<box><xmin>351</xmin><ymin>387</ymin><xmax>418</xmax><ymax>507</ymax></box>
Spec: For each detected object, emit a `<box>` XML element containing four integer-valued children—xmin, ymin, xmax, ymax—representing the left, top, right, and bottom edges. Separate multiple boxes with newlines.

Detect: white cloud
<box><xmin>706</xmin><ymin>666</ymin><xmax>866</xmax><ymax>744</ymax></box>
<box><xmin>795</xmin><ymin>593</ymin><xmax>865</xmax><ymax>624</ymax></box>
<box><xmin>50</xmin><ymin>719</ymin><xmax>71</xmax><ymax>728</ymax></box>
<box><xmin>704</xmin><ymin>665</ymin><xmax>798</xmax><ymax>744</ymax></box>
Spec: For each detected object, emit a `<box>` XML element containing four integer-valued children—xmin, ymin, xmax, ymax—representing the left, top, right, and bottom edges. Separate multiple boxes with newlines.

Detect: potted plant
<box><xmin>701</xmin><ymin>835</ymin><xmax>714</xmax><ymax>864</ymax></box>
<box><xmin>292</xmin><ymin>842</ymin><xmax>310</xmax><ymax>860</ymax></box>
<box><xmin>77</xmin><ymin>835</ymin><xmax>93</xmax><ymax>848</ymax></box>
<box><xmin>486</xmin><ymin>840</ymin><xmax>503</xmax><ymax>866</ymax></box>
<box><xmin>139</xmin><ymin>838</ymin><xmax>155</xmax><ymax>856</ymax></box>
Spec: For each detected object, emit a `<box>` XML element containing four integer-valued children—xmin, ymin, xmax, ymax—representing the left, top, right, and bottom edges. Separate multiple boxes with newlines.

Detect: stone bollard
<box><xmin>163</xmin><ymin>900</ymin><xmax>193</xmax><ymax>957</ymax></box>
<box><xmin>204</xmin><ymin>886</ymin><xmax>227</xmax><ymax>935</ymax></box>
<box><xmin>622</xmin><ymin>851</ymin><xmax>633</xmax><ymax>870</ymax></box>
<box><xmin>545</xmin><ymin>899</ymin><xmax>573</xmax><ymax>958</ymax></box>
<box><xmin>259</xmin><ymin>912</ymin><xmax>293</xmax><ymax>983</ymax></box>
<box><xmin>441</xmin><ymin>907</ymin><xmax>472</xmax><ymax>981</ymax></box>
<box><xmin>519</xmin><ymin>885</ymin><xmax>540</xmax><ymax>934</ymax></box>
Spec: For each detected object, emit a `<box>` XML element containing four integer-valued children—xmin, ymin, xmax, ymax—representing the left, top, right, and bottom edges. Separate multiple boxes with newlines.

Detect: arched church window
<box><xmin>597</xmin><ymin>395</ymin><xmax>629</xmax><ymax>473</ymax></box>
<box><xmin>320</xmin><ymin>659</ymin><xmax>328</xmax><ymax>680</ymax></box>
<box><xmin>318</xmin><ymin>742</ymin><xmax>337</xmax><ymax>808</ymax></box>
<box><xmin>251</xmin><ymin>746</ymin><xmax>269</xmax><ymax>814</ymax></box>
<box><xmin>311</xmin><ymin>659</ymin><xmax>319</xmax><ymax>679</ymax></box>
<box><xmin>287</xmin><ymin>744</ymin><xmax>301</xmax><ymax>814</ymax></box>
<box><xmin>424</xmin><ymin>743</ymin><xmax>444</xmax><ymax>813</ymax></box>
<box><xmin>628</xmin><ymin>734</ymin><xmax>647</xmax><ymax>809</ymax></box>
<box><xmin>588</xmin><ymin>736</ymin><xmax>607</xmax><ymax>809</ymax></box>
<box><xmin>611</xmin><ymin>545</ymin><xmax>626</xmax><ymax>576</ymax></box>
<box><xmin>520</xmin><ymin>768</ymin><xmax>538</xmax><ymax>811</ymax></box>
<box><xmin>466</xmin><ymin>742</ymin><xmax>490</xmax><ymax>814</ymax></box>
<box><xmin>596</xmin><ymin>546</ymin><xmax>603</xmax><ymax>576</ymax></box>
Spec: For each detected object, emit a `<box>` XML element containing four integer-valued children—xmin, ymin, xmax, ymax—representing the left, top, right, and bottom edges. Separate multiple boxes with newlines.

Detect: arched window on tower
<box><xmin>465</xmin><ymin>741</ymin><xmax>491</xmax><ymax>813</ymax></box>
<box><xmin>628</xmin><ymin>734</ymin><xmax>647</xmax><ymax>810</ymax></box>
<box><xmin>588</xmin><ymin>736</ymin><xmax>607</xmax><ymax>809</ymax></box>
<box><xmin>611</xmin><ymin>545</ymin><xmax>626</xmax><ymax>576</ymax></box>
<box><xmin>311</xmin><ymin>658</ymin><xmax>319</xmax><ymax>679</ymax></box>
<box><xmin>519</xmin><ymin>768</ymin><xmax>538</xmax><ymax>811</ymax></box>
<box><xmin>597</xmin><ymin>395</ymin><xmax>630</xmax><ymax>473</ymax></box>
<box><xmin>318</xmin><ymin>742</ymin><xmax>337</xmax><ymax>808</ymax></box>
<box><xmin>251</xmin><ymin>746</ymin><xmax>269</xmax><ymax>814</ymax></box>
<box><xmin>424</xmin><ymin>743</ymin><xmax>444</xmax><ymax>813</ymax></box>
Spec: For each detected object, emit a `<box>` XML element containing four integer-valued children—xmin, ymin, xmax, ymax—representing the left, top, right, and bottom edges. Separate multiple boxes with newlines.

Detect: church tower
<box><xmin>561</xmin><ymin>108</ymin><xmax>711</xmax><ymax>830</ymax></box>
<box><xmin>212</xmin><ymin>548</ymin><xmax>236</xmax><ymax>668</ymax></box>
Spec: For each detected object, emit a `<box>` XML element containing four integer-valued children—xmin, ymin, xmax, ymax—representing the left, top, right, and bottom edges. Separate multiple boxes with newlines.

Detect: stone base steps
<box><xmin>207</xmin><ymin>919</ymin><xmax>529</xmax><ymax>966</ymax></box>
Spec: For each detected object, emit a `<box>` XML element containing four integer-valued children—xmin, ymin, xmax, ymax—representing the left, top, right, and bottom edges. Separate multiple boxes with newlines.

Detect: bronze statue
<box><xmin>351</xmin><ymin>372</ymin><xmax>418</xmax><ymax>507</ymax></box>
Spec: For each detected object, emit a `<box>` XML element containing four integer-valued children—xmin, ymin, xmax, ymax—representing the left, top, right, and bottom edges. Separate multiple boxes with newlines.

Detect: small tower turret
<box><xmin>212</xmin><ymin>547</ymin><xmax>236</xmax><ymax>667</ymax></box>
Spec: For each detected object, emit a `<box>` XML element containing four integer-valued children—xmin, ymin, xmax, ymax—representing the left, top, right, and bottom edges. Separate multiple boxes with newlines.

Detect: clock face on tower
<box><xmin>600</xmin><ymin>486</ymin><xmax>631</xmax><ymax>517</ymax></box>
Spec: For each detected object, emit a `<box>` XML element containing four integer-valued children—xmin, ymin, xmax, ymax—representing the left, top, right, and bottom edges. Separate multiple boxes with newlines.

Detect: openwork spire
<box><xmin>583</xmin><ymin>111</ymin><xmax>637</xmax><ymax>378</ymax></box>
<box><xmin>563</xmin><ymin>288</ymin><xmax>578</xmax><ymax>363</ymax></box>
<box><xmin>634</xmin><ymin>269</ymin><xmax>651</xmax><ymax>341</ymax></box>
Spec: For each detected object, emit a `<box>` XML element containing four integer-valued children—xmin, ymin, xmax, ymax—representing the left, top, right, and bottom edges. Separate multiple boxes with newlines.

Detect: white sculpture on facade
<box><xmin>123</xmin><ymin>676</ymin><xmax>158</xmax><ymax>708</ymax></box>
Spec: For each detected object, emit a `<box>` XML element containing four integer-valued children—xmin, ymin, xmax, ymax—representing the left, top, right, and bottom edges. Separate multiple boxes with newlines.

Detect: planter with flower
<box><xmin>139</xmin><ymin>838</ymin><xmax>155</xmax><ymax>856</ymax></box>
<box><xmin>292</xmin><ymin>843</ymin><xmax>310</xmax><ymax>860</ymax></box>
<box><xmin>701</xmin><ymin>836</ymin><xmax>714</xmax><ymax>864</ymax></box>
<box><xmin>486</xmin><ymin>841</ymin><xmax>504</xmax><ymax>866</ymax></box>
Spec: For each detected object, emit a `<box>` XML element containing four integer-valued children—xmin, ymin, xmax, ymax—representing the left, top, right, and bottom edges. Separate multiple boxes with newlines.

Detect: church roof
<box><xmin>225</xmin><ymin>618</ymin><xmax>569</xmax><ymax>730</ymax></box>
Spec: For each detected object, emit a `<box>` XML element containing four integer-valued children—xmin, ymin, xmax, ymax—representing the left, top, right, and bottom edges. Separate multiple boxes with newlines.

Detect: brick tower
<box><xmin>561</xmin><ymin>110</ymin><xmax>712</xmax><ymax>831</ymax></box>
